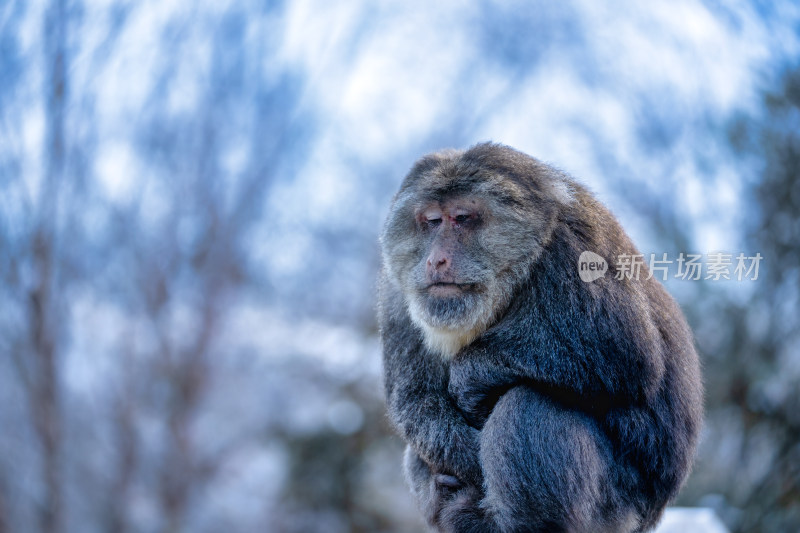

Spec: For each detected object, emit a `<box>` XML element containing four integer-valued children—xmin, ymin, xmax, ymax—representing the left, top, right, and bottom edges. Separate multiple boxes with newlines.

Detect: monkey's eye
<box><xmin>421</xmin><ymin>209</ymin><xmax>443</xmax><ymax>228</ymax></box>
<box><xmin>454</xmin><ymin>214</ymin><xmax>471</xmax><ymax>224</ymax></box>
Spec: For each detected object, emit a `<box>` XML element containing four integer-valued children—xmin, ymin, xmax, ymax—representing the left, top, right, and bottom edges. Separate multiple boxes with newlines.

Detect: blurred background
<box><xmin>1</xmin><ymin>1</ymin><xmax>799</xmax><ymax>532</ymax></box>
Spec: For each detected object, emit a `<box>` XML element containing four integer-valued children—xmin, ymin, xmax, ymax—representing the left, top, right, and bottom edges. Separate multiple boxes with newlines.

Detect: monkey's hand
<box><xmin>435</xmin><ymin>421</ymin><xmax>484</xmax><ymax>488</ymax></box>
<box><xmin>448</xmin><ymin>352</ymin><xmax>517</xmax><ymax>428</ymax></box>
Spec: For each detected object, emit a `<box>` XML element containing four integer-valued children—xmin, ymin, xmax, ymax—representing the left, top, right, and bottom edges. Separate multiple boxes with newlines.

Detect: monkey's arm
<box><xmin>383</xmin><ymin>334</ymin><xmax>483</xmax><ymax>486</ymax></box>
<box><xmin>380</xmin><ymin>285</ymin><xmax>483</xmax><ymax>486</ymax></box>
<box><xmin>450</xmin><ymin>271</ymin><xmax>667</xmax><ymax>419</ymax></box>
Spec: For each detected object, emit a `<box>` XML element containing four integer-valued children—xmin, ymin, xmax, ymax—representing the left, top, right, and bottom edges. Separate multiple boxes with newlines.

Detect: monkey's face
<box><xmin>381</xmin><ymin>146</ymin><xmax>566</xmax><ymax>357</ymax></box>
<box><xmin>383</xmin><ymin>190</ymin><xmax>533</xmax><ymax>356</ymax></box>
<box><xmin>383</xmin><ymin>192</ymin><xmax>544</xmax><ymax>357</ymax></box>
<box><xmin>408</xmin><ymin>196</ymin><xmax>492</xmax><ymax>328</ymax></box>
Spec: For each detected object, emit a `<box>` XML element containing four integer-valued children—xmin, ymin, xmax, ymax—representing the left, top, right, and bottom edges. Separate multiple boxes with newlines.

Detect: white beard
<box><xmin>407</xmin><ymin>294</ymin><xmax>491</xmax><ymax>359</ymax></box>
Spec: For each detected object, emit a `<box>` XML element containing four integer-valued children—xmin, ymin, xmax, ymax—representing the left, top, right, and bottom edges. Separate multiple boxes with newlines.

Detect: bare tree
<box><xmin>15</xmin><ymin>1</ymin><xmax>70</xmax><ymax>532</ymax></box>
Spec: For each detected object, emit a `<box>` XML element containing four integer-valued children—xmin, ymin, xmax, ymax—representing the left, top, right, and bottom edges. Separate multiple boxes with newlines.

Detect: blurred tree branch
<box><xmin>17</xmin><ymin>1</ymin><xmax>70</xmax><ymax>532</ymax></box>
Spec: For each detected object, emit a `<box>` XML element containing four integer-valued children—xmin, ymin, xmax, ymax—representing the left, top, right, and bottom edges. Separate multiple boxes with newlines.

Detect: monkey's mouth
<box><xmin>427</xmin><ymin>282</ymin><xmax>474</xmax><ymax>296</ymax></box>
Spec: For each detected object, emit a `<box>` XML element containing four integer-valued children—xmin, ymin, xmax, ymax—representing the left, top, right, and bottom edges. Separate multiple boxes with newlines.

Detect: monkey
<box><xmin>378</xmin><ymin>143</ymin><xmax>703</xmax><ymax>533</ymax></box>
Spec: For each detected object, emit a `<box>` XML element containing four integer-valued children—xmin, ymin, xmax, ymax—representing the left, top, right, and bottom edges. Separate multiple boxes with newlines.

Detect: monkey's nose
<box><xmin>427</xmin><ymin>250</ymin><xmax>450</xmax><ymax>271</ymax></box>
